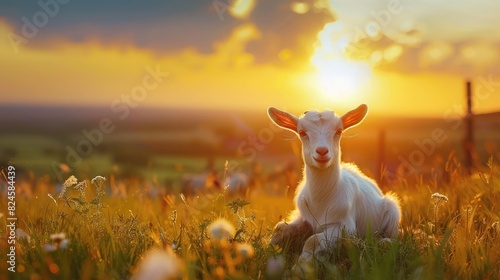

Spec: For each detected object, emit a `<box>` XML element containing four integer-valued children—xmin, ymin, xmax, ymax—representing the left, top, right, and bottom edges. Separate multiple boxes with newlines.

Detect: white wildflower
<box><xmin>59</xmin><ymin>175</ymin><xmax>78</xmax><ymax>199</ymax></box>
<box><xmin>91</xmin><ymin>175</ymin><xmax>106</xmax><ymax>185</ymax></box>
<box><xmin>431</xmin><ymin>193</ymin><xmax>448</xmax><ymax>232</ymax></box>
<box><xmin>265</xmin><ymin>256</ymin><xmax>285</xmax><ymax>277</ymax></box>
<box><xmin>45</xmin><ymin>232</ymin><xmax>70</xmax><ymax>252</ymax></box>
<box><xmin>64</xmin><ymin>176</ymin><xmax>78</xmax><ymax>187</ymax></box>
<box><xmin>50</xmin><ymin>233</ymin><xmax>66</xmax><ymax>242</ymax></box>
<box><xmin>91</xmin><ymin>176</ymin><xmax>106</xmax><ymax>197</ymax></box>
<box><xmin>58</xmin><ymin>175</ymin><xmax>78</xmax><ymax>199</ymax></box>
<box><xmin>431</xmin><ymin>193</ymin><xmax>448</xmax><ymax>202</ymax></box>
<box><xmin>208</xmin><ymin>218</ymin><xmax>236</xmax><ymax>240</ymax></box>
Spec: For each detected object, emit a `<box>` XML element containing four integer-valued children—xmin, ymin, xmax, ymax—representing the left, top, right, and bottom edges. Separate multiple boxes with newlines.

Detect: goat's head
<box><xmin>268</xmin><ymin>104</ymin><xmax>368</xmax><ymax>169</ymax></box>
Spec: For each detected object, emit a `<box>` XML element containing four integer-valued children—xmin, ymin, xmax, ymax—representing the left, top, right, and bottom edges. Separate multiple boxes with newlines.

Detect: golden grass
<box><xmin>0</xmin><ymin>158</ymin><xmax>499</xmax><ymax>279</ymax></box>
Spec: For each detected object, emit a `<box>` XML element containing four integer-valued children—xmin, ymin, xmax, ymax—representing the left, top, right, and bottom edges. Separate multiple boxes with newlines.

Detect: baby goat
<box><xmin>268</xmin><ymin>104</ymin><xmax>401</xmax><ymax>269</ymax></box>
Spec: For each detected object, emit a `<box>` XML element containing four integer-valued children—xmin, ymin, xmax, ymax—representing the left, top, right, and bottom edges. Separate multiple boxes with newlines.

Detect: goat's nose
<box><xmin>316</xmin><ymin>147</ymin><xmax>329</xmax><ymax>156</ymax></box>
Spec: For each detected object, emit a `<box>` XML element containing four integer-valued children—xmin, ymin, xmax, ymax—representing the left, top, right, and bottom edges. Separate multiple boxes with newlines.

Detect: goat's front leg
<box><xmin>270</xmin><ymin>217</ymin><xmax>313</xmax><ymax>253</ymax></box>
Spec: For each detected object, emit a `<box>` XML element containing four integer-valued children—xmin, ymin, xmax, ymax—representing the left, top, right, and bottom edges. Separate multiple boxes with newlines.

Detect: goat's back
<box><xmin>340</xmin><ymin>163</ymin><xmax>390</xmax><ymax>236</ymax></box>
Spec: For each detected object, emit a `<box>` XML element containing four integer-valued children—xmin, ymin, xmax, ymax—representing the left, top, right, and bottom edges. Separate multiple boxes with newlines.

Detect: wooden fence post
<box><xmin>377</xmin><ymin>129</ymin><xmax>386</xmax><ymax>185</ymax></box>
<box><xmin>464</xmin><ymin>80</ymin><xmax>474</xmax><ymax>174</ymax></box>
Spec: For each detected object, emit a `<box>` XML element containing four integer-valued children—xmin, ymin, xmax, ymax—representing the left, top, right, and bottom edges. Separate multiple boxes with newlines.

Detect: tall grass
<box><xmin>0</xmin><ymin>157</ymin><xmax>499</xmax><ymax>279</ymax></box>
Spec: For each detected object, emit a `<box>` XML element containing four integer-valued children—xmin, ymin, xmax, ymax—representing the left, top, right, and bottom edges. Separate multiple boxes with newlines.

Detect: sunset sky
<box><xmin>1</xmin><ymin>0</ymin><xmax>500</xmax><ymax>117</ymax></box>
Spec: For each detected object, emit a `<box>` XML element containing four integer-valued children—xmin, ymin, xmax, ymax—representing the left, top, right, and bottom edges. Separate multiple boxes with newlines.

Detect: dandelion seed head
<box><xmin>134</xmin><ymin>249</ymin><xmax>181</xmax><ymax>280</ymax></box>
<box><xmin>236</xmin><ymin>243</ymin><xmax>254</xmax><ymax>258</ymax></box>
<box><xmin>208</xmin><ymin>218</ymin><xmax>236</xmax><ymax>240</ymax></box>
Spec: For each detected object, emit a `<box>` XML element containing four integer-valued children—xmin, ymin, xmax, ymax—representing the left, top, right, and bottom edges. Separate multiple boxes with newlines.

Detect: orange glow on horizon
<box><xmin>1</xmin><ymin>19</ymin><xmax>499</xmax><ymax>117</ymax></box>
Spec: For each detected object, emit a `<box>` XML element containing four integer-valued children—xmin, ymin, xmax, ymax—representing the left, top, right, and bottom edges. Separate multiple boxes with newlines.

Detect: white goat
<box><xmin>268</xmin><ymin>104</ymin><xmax>401</xmax><ymax>269</ymax></box>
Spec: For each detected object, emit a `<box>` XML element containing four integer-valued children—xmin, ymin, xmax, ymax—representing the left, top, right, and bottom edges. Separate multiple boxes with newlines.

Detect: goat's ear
<box><xmin>267</xmin><ymin>107</ymin><xmax>299</xmax><ymax>132</ymax></box>
<box><xmin>341</xmin><ymin>104</ymin><xmax>368</xmax><ymax>130</ymax></box>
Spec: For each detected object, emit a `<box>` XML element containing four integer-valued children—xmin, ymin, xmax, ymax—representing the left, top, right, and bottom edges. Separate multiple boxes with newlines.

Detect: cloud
<box><xmin>0</xmin><ymin>20</ymin><xmax>324</xmax><ymax>112</ymax></box>
<box><xmin>0</xmin><ymin>1</ymin><xmax>238</xmax><ymax>54</ymax></box>
<box><xmin>0</xmin><ymin>0</ymin><xmax>330</xmax><ymax>64</ymax></box>
<box><xmin>229</xmin><ymin>0</ymin><xmax>257</xmax><ymax>19</ymax></box>
<box><xmin>315</xmin><ymin>0</ymin><xmax>500</xmax><ymax>76</ymax></box>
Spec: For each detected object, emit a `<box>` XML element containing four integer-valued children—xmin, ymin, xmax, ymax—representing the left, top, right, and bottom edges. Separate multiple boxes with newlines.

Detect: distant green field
<box><xmin>3</xmin><ymin>125</ymin><xmax>498</xmax><ymax>187</ymax></box>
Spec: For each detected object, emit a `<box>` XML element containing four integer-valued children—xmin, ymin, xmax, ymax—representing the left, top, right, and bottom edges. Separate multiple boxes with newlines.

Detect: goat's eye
<box><xmin>335</xmin><ymin>129</ymin><xmax>343</xmax><ymax>136</ymax></box>
<box><xmin>299</xmin><ymin>130</ymin><xmax>307</xmax><ymax>137</ymax></box>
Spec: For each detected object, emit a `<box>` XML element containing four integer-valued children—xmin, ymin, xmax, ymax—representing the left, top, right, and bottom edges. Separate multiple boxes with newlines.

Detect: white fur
<box><xmin>268</xmin><ymin>104</ymin><xmax>401</xmax><ymax>264</ymax></box>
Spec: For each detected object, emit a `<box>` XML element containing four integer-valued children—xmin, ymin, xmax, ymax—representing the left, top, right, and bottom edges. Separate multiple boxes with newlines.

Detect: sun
<box><xmin>310</xmin><ymin>22</ymin><xmax>373</xmax><ymax>104</ymax></box>
<box><xmin>312</xmin><ymin>59</ymin><xmax>372</xmax><ymax>102</ymax></box>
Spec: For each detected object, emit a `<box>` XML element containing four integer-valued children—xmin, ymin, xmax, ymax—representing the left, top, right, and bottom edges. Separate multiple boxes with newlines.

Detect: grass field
<box><xmin>0</xmin><ymin>155</ymin><xmax>499</xmax><ymax>279</ymax></box>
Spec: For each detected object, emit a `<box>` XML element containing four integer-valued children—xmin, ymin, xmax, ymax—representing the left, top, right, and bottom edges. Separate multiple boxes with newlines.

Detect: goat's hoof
<box><xmin>270</xmin><ymin>221</ymin><xmax>314</xmax><ymax>255</ymax></box>
<box><xmin>275</xmin><ymin>221</ymin><xmax>289</xmax><ymax>231</ymax></box>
